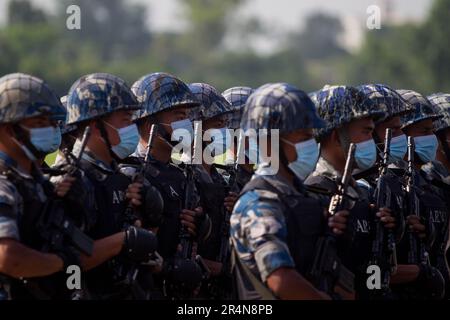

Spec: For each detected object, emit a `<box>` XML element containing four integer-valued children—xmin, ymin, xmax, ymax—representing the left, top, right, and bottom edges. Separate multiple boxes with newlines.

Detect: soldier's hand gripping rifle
<box><xmin>119</xmin><ymin>124</ymin><xmax>161</xmax><ymax>299</ymax></box>
<box><xmin>171</xmin><ymin>121</ymin><xmax>208</xmax><ymax>298</ymax></box>
<box><xmin>310</xmin><ymin>143</ymin><xmax>356</xmax><ymax>297</ymax></box>
<box><xmin>405</xmin><ymin>136</ymin><xmax>444</xmax><ymax>299</ymax></box>
<box><xmin>38</xmin><ymin>126</ymin><xmax>94</xmax><ymax>257</ymax></box>
<box><xmin>123</xmin><ymin>124</ymin><xmax>162</xmax><ymax>228</ymax></box>
<box><xmin>371</xmin><ymin>128</ymin><xmax>397</xmax><ymax>295</ymax></box>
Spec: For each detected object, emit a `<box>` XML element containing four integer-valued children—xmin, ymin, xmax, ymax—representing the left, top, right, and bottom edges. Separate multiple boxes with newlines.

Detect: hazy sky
<box><xmin>0</xmin><ymin>0</ymin><xmax>433</xmax><ymax>29</ymax></box>
<box><xmin>0</xmin><ymin>0</ymin><xmax>433</xmax><ymax>52</ymax></box>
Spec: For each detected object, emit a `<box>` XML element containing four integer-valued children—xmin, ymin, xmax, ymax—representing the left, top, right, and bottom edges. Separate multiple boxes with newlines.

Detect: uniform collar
<box><xmin>314</xmin><ymin>157</ymin><xmax>343</xmax><ymax>180</ymax></box>
<box><xmin>81</xmin><ymin>149</ymin><xmax>115</xmax><ymax>173</ymax></box>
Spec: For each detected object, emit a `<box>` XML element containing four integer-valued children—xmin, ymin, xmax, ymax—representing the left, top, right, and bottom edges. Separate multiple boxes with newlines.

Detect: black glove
<box><xmin>141</xmin><ymin>184</ymin><xmax>164</xmax><ymax>229</ymax></box>
<box><xmin>123</xmin><ymin>226</ymin><xmax>158</xmax><ymax>262</ymax></box>
<box><xmin>195</xmin><ymin>211</ymin><xmax>212</xmax><ymax>242</ymax></box>
<box><xmin>55</xmin><ymin>246</ymin><xmax>81</xmax><ymax>271</ymax></box>
<box><xmin>415</xmin><ymin>263</ymin><xmax>445</xmax><ymax>300</ymax></box>
<box><xmin>63</xmin><ymin>172</ymin><xmax>87</xmax><ymax>209</ymax></box>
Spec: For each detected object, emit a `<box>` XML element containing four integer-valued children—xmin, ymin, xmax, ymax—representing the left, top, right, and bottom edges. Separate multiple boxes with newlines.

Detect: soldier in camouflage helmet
<box><xmin>395</xmin><ymin>89</ymin><xmax>449</xmax><ymax>299</ymax></box>
<box><xmin>398</xmin><ymin>89</ymin><xmax>443</xmax><ymax>165</ymax></box>
<box><xmin>64</xmin><ymin>73</ymin><xmax>160</xmax><ymax>299</ymax></box>
<box><xmin>352</xmin><ymin>85</ymin><xmax>434</xmax><ymax>300</ymax></box>
<box><xmin>418</xmin><ymin>93</ymin><xmax>450</xmax><ymax>298</ymax></box>
<box><xmin>188</xmin><ymin>82</ymin><xmax>240</xmax><ymax>299</ymax></box>
<box><xmin>424</xmin><ymin>93</ymin><xmax>450</xmax><ymax>180</ymax></box>
<box><xmin>231</xmin><ymin>82</ymin><xmax>350</xmax><ymax>300</ymax></box>
<box><xmin>357</xmin><ymin>84</ymin><xmax>413</xmax><ymax>163</ymax></box>
<box><xmin>0</xmin><ymin>73</ymin><xmax>85</xmax><ymax>300</ymax></box>
<box><xmin>221</xmin><ymin>86</ymin><xmax>255</xmax><ymax>193</ymax></box>
<box><xmin>222</xmin><ymin>86</ymin><xmax>254</xmax><ymax>129</ymax></box>
<box><xmin>305</xmin><ymin>85</ymin><xmax>397</xmax><ymax>299</ymax></box>
<box><xmin>120</xmin><ymin>73</ymin><xmax>211</xmax><ymax>300</ymax></box>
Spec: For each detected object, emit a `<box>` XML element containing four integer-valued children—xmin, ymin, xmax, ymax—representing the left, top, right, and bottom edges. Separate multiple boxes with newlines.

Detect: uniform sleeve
<box><xmin>231</xmin><ymin>190</ymin><xmax>295</xmax><ymax>282</ymax></box>
<box><xmin>0</xmin><ymin>178</ymin><xmax>20</xmax><ymax>240</ymax></box>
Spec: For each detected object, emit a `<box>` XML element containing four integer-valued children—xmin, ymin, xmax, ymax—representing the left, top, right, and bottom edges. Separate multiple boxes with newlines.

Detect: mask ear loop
<box><xmin>337</xmin><ymin>126</ymin><xmax>351</xmax><ymax>155</ymax></box>
<box><xmin>278</xmin><ymin>136</ymin><xmax>297</xmax><ymax>179</ymax></box>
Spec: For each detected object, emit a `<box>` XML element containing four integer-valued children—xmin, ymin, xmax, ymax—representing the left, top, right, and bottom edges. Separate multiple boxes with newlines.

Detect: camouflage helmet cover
<box><xmin>313</xmin><ymin>85</ymin><xmax>385</xmax><ymax>139</ymax></box>
<box><xmin>222</xmin><ymin>86</ymin><xmax>254</xmax><ymax>129</ymax></box>
<box><xmin>0</xmin><ymin>73</ymin><xmax>65</xmax><ymax>123</ymax></box>
<box><xmin>398</xmin><ymin>89</ymin><xmax>443</xmax><ymax>129</ymax></box>
<box><xmin>241</xmin><ymin>82</ymin><xmax>325</xmax><ymax>134</ymax></box>
<box><xmin>58</xmin><ymin>95</ymin><xmax>77</xmax><ymax>135</ymax></box>
<box><xmin>357</xmin><ymin>84</ymin><xmax>413</xmax><ymax>122</ymax></box>
<box><xmin>66</xmin><ymin>73</ymin><xmax>139</xmax><ymax>125</ymax></box>
<box><xmin>427</xmin><ymin>93</ymin><xmax>450</xmax><ymax>132</ymax></box>
<box><xmin>131</xmin><ymin>72</ymin><xmax>199</xmax><ymax>120</ymax></box>
<box><xmin>188</xmin><ymin>83</ymin><xmax>232</xmax><ymax>121</ymax></box>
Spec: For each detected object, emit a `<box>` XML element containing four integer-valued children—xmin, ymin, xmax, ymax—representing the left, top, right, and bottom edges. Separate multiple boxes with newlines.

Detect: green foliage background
<box><xmin>1</xmin><ymin>0</ymin><xmax>449</xmax><ymax>99</ymax></box>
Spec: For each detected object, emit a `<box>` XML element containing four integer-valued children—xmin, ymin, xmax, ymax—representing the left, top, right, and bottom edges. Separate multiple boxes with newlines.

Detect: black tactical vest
<box><xmin>139</xmin><ymin>159</ymin><xmax>186</xmax><ymax>260</ymax></box>
<box><xmin>305</xmin><ymin>174</ymin><xmax>373</xmax><ymax>296</ymax></box>
<box><xmin>419</xmin><ymin>172</ymin><xmax>450</xmax><ymax>284</ymax></box>
<box><xmin>0</xmin><ymin>164</ymin><xmax>64</xmax><ymax>300</ymax></box>
<box><xmin>80</xmin><ymin>159</ymin><xmax>133</xmax><ymax>298</ymax></box>
<box><xmin>240</xmin><ymin>175</ymin><xmax>326</xmax><ymax>276</ymax></box>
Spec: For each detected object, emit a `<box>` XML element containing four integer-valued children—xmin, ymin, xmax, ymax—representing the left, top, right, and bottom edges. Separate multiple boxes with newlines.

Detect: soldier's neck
<box><xmin>150</xmin><ymin>139</ymin><xmax>172</xmax><ymax>163</ymax></box>
<box><xmin>87</xmin><ymin>140</ymin><xmax>113</xmax><ymax>166</ymax></box>
<box><xmin>278</xmin><ymin>164</ymin><xmax>294</xmax><ymax>186</ymax></box>
<box><xmin>321</xmin><ymin>150</ymin><xmax>345</xmax><ymax>174</ymax></box>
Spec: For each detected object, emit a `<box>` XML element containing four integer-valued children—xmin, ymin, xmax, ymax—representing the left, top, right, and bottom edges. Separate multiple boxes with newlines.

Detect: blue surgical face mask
<box><xmin>21</xmin><ymin>125</ymin><xmax>62</xmax><ymax>155</ymax></box>
<box><xmin>414</xmin><ymin>134</ymin><xmax>438</xmax><ymax>163</ymax></box>
<box><xmin>169</xmin><ymin>119</ymin><xmax>194</xmax><ymax>148</ymax></box>
<box><xmin>282</xmin><ymin>138</ymin><xmax>319</xmax><ymax>180</ymax></box>
<box><xmin>388</xmin><ymin>134</ymin><xmax>407</xmax><ymax>163</ymax></box>
<box><xmin>206</xmin><ymin>128</ymin><xmax>231</xmax><ymax>156</ymax></box>
<box><xmin>355</xmin><ymin>138</ymin><xmax>377</xmax><ymax>170</ymax></box>
<box><xmin>104</xmin><ymin>122</ymin><xmax>139</xmax><ymax>159</ymax></box>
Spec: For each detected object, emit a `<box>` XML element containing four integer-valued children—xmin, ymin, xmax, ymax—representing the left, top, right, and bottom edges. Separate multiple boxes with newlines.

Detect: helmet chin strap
<box><xmin>337</xmin><ymin>126</ymin><xmax>351</xmax><ymax>155</ymax></box>
<box><xmin>156</xmin><ymin>123</ymin><xmax>177</xmax><ymax>149</ymax></box>
<box><xmin>96</xmin><ymin>120</ymin><xmax>119</xmax><ymax>169</ymax></box>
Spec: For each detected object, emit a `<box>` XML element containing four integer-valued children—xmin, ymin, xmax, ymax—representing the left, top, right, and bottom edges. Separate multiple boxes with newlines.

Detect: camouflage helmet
<box><xmin>357</xmin><ymin>84</ymin><xmax>413</xmax><ymax>122</ymax></box>
<box><xmin>58</xmin><ymin>95</ymin><xmax>77</xmax><ymax>135</ymax></box>
<box><xmin>222</xmin><ymin>86</ymin><xmax>254</xmax><ymax>129</ymax></box>
<box><xmin>66</xmin><ymin>73</ymin><xmax>139</xmax><ymax>125</ymax></box>
<box><xmin>398</xmin><ymin>89</ymin><xmax>443</xmax><ymax>129</ymax></box>
<box><xmin>131</xmin><ymin>72</ymin><xmax>200</xmax><ymax>120</ymax></box>
<box><xmin>313</xmin><ymin>85</ymin><xmax>385</xmax><ymax>139</ymax></box>
<box><xmin>427</xmin><ymin>93</ymin><xmax>450</xmax><ymax>132</ymax></box>
<box><xmin>0</xmin><ymin>73</ymin><xmax>65</xmax><ymax>124</ymax></box>
<box><xmin>188</xmin><ymin>83</ymin><xmax>232</xmax><ymax>121</ymax></box>
<box><xmin>241</xmin><ymin>82</ymin><xmax>325</xmax><ymax>134</ymax></box>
